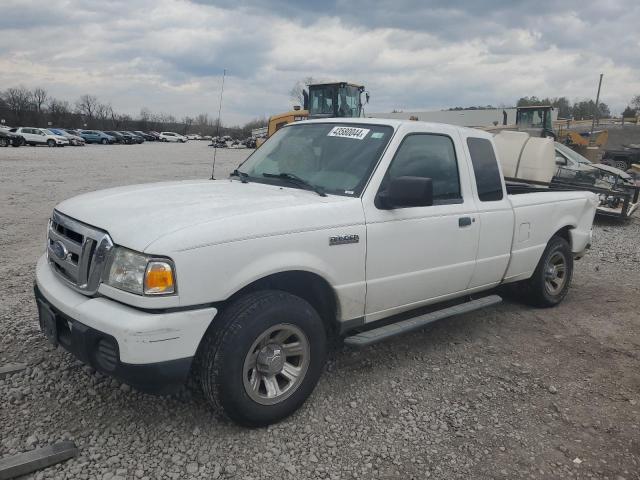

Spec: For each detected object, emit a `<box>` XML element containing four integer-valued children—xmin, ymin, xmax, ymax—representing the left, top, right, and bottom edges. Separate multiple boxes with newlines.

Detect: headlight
<box><xmin>106</xmin><ymin>247</ymin><xmax>175</xmax><ymax>295</ymax></box>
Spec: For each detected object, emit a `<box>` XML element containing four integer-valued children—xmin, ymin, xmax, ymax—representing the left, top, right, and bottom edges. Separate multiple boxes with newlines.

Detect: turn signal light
<box><xmin>144</xmin><ymin>261</ymin><xmax>175</xmax><ymax>295</ymax></box>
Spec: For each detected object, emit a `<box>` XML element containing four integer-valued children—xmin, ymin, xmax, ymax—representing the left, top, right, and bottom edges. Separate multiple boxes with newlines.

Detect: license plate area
<box><xmin>37</xmin><ymin>300</ymin><xmax>59</xmax><ymax>347</ymax></box>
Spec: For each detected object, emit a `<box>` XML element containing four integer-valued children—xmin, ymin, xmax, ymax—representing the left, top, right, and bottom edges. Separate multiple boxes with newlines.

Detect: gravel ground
<box><xmin>1</xmin><ymin>142</ymin><xmax>639</xmax><ymax>480</ymax></box>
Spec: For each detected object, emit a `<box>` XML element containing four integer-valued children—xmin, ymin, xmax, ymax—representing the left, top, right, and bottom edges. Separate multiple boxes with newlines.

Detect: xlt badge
<box><xmin>329</xmin><ymin>234</ymin><xmax>359</xmax><ymax>246</ymax></box>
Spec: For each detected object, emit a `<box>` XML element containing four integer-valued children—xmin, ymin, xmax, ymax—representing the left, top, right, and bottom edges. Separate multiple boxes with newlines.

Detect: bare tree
<box><xmin>95</xmin><ymin>103</ymin><xmax>113</xmax><ymax>129</ymax></box>
<box><xmin>182</xmin><ymin>116</ymin><xmax>194</xmax><ymax>135</ymax></box>
<box><xmin>75</xmin><ymin>94</ymin><xmax>99</xmax><ymax>120</ymax></box>
<box><xmin>4</xmin><ymin>86</ymin><xmax>32</xmax><ymax>124</ymax></box>
<box><xmin>631</xmin><ymin>95</ymin><xmax>640</xmax><ymax>111</ymax></box>
<box><xmin>48</xmin><ymin>98</ymin><xmax>72</xmax><ymax>126</ymax></box>
<box><xmin>32</xmin><ymin>87</ymin><xmax>48</xmax><ymax>115</ymax></box>
<box><xmin>289</xmin><ymin>76</ymin><xmax>320</xmax><ymax>106</ymax></box>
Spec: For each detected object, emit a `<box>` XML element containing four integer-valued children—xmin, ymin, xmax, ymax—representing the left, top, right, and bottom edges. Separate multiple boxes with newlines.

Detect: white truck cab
<box><xmin>35</xmin><ymin>119</ymin><xmax>597</xmax><ymax>426</ymax></box>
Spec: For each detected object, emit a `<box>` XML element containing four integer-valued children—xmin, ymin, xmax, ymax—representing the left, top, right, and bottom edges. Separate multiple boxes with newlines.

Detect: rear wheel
<box><xmin>47</xmin><ymin>139</ymin><xmax>56</xmax><ymax>147</ymax></box>
<box><xmin>521</xmin><ymin>236</ymin><xmax>573</xmax><ymax>307</ymax></box>
<box><xmin>198</xmin><ymin>290</ymin><xmax>327</xmax><ymax>427</ymax></box>
<box><xmin>613</xmin><ymin>158</ymin><xmax>629</xmax><ymax>171</ymax></box>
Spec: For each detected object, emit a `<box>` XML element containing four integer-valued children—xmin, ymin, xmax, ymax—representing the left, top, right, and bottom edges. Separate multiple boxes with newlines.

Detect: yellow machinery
<box><xmin>257</xmin><ymin>82</ymin><xmax>366</xmax><ymax>146</ymax></box>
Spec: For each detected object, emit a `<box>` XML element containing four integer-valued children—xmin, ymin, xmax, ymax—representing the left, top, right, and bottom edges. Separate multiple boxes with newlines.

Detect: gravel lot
<box><xmin>1</xmin><ymin>142</ymin><xmax>639</xmax><ymax>480</ymax></box>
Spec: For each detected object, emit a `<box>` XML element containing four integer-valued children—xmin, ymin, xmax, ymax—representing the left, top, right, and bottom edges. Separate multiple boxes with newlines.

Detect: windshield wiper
<box><xmin>230</xmin><ymin>169</ymin><xmax>250</xmax><ymax>183</ymax></box>
<box><xmin>262</xmin><ymin>172</ymin><xmax>327</xmax><ymax>197</ymax></box>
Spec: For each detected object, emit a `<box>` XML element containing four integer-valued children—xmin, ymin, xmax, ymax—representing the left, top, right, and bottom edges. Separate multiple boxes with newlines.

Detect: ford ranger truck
<box><xmin>35</xmin><ymin>119</ymin><xmax>598</xmax><ymax>426</ymax></box>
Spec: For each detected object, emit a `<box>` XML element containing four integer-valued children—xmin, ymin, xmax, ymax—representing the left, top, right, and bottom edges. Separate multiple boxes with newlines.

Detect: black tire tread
<box><xmin>199</xmin><ymin>290</ymin><xmax>318</xmax><ymax>424</ymax></box>
<box><xmin>521</xmin><ymin>235</ymin><xmax>573</xmax><ymax>308</ymax></box>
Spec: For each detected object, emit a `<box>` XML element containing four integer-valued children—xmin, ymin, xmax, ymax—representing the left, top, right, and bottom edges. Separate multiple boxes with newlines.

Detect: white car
<box><xmin>159</xmin><ymin>132</ymin><xmax>187</xmax><ymax>143</ymax></box>
<box><xmin>10</xmin><ymin>127</ymin><xmax>69</xmax><ymax>147</ymax></box>
<box><xmin>186</xmin><ymin>134</ymin><xmax>202</xmax><ymax>140</ymax></box>
<box><xmin>34</xmin><ymin>119</ymin><xmax>597</xmax><ymax>426</ymax></box>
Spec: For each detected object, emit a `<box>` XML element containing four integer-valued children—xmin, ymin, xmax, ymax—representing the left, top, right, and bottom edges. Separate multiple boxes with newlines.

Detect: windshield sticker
<box><xmin>371</xmin><ymin>132</ymin><xmax>384</xmax><ymax>139</ymax></box>
<box><xmin>327</xmin><ymin>126</ymin><xmax>370</xmax><ymax>140</ymax></box>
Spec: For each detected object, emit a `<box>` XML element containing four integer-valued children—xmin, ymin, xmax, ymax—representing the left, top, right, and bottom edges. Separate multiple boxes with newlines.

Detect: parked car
<box><xmin>79</xmin><ymin>130</ymin><xmax>115</xmax><ymax>144</ymax></box>
<box><xmin>159</xmin><ymin>131</ymin><xmax>187</xmax><ymax>142</ymax></box>
<box><xmin>553</xmin><ymin>142</ymin><xmax>639</xmax><ymax>217</ymax></box>
<box><xmin>123</xmin><ymin>131</ymin><xmax>145</xmax><ymax>143</ymax></box>
<box><xmin>10</xmin><ymin>127</ymin><xmax>69</xmax><ymax>147</ymax></box>
<box><xmin>554</xmin><ymin>142</ymin><xmax>634</xmax><ymax>188</ymax></box>
<box><xmin>186</xmin><ymin>134</ymin><xmax>202</xmax><ymax>140</ymax></box>
<box><xmin>34</xmin><ymin>119</ymin><xmax>597</xmax><ymax>426</ymax></box>
<box><xmin>102</xmin><ymin>131</ymin><xmax>131</xmax><ymax>144</ymax></box>
<box><xmin>49</xmin><ymin>128</ymin><xmax>85</xmax><ymax>146</ymax></box>
<box><xmin>147</xmin><ymin>131</ymin><xmax>162</xmax><ymax>141</ymax></box>
<box><xmin>134</xmin><ymin>131</ymin><xmax>156</xmax><ymax>141</ymax></box>
<box><xmin>116</xmin><ymin>131</ymin><xmax>139</xmax><ymax>144</ymax></box>
<box><xmin>0</xmin><ymin>128</ymin><xmax>22</xmax><ymax>147</ymax></box>
<box><xmin>601</xmin><ymin>145</ymin><xmax>640</xmax><ymax>171</ymax></box>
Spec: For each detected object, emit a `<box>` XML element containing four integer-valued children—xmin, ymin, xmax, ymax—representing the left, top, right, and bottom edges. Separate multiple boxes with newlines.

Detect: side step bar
<box><xmin>344</xmin><ymin>295</ymin><xmax>502</xmax><ymax>348</ymax></box>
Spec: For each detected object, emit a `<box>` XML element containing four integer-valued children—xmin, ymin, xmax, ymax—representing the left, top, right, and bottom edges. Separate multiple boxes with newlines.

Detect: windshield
<box><xmin>237</xmin><ymin>123</ymin><xmax>394</xmax><ymax>196</ymax></box>
<box><xmin>309</xmin><ymin>86</ymin><xmax>335</xmax><ymax>115</ymax></box>
<box><xmin>555</xmin><ymin>142</ymin><xmax>591</xmax><ymax>164</ymax></box>
<box><xmin>336</xmin><ymin>86</ymin><xmax>361</xmax><ymax>117</ymax></box>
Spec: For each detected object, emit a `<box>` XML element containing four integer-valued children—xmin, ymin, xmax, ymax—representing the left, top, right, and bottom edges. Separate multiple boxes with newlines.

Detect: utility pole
<box><xmin>589</xmin><ymin>73</ymin><xmax>603</xmax><ymax>146</ymax></box>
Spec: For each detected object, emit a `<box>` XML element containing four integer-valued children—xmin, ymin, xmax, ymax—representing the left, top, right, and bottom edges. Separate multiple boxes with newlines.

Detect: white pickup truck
<box><xmin>35</xmin><ymin>119</ymin><xmax>597</xmax><ymax>426</ymax></box>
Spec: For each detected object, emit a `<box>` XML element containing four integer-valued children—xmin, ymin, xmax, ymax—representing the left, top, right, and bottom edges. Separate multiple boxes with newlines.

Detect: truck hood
<box><xmin>55</xmin><ymin>179</ymin><xmax>362</xmax><ymax>252</ymax></box>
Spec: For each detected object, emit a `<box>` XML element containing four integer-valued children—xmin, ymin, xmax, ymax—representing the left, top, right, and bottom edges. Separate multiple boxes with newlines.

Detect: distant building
<box><xmin>369</xmin><ymin>108</ymin><xmax>558</xmax><ymax>128</ymax></box>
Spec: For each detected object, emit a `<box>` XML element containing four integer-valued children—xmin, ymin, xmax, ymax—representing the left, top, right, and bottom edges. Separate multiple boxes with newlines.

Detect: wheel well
<box><xmin>552</xmin><ymin>226</ymin><xmax>572</xmax><ymax>248</ymax></box>
<box><xmin>228</xmin><ymin>271</ymin><xmax>339</xmax><ymax>334</ymax></box>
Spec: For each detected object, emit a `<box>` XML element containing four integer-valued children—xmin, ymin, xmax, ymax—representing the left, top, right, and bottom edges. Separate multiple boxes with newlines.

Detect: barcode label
<box><xmin>327</xmin><ymin>126</ymin><xmax>370</xmax><ymax>140</ymax></box>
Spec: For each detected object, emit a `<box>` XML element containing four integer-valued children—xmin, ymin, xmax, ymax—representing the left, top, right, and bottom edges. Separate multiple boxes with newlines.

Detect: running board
<box><xmin>344</xmin><ymin>295</ymin><xmax>502</xmax><ymax>348</ymax></box>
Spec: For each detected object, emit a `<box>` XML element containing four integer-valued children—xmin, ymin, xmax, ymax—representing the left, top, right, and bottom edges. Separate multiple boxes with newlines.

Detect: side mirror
<box><xmin>555</xmin><ymin>156</ymin><xmax>567</xmax><ymax>166</ymax></box>
<box><xmin>377</xmin><ymin>176</ymin><xmax>433</xmax><ymax>209</ymax></box>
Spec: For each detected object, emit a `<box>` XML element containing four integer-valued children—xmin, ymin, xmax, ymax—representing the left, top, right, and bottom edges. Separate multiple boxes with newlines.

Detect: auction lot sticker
<box><xmin>327</xmin><ymin>126</ymin><xmax>370</xmax><ymax>140</ymax></box>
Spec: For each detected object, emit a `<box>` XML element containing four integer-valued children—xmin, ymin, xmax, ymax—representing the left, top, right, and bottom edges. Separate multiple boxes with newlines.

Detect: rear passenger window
<box><xmin>467</xmin><ymin>137</ymin><xmax>504</xmax><ymax>201</ymax></box>
<box><xmin>383</xmin><ymin>134</ymin><xmax>461</xmax><ymax>204</ymax></box>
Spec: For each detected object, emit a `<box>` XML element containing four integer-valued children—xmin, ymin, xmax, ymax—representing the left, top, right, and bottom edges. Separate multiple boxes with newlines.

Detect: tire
<box><xmin>198</xmin><ymin>290</ymin><xmax>327</xmax><ymax>427</ymax></box>
<box><xmin>13</xmin><ymin>137</ymin><xmax>24</xmax><ymax>147</ymax></box>
<box><xmin>47</xmin><ymin>139</ymin><xmax>56</xmax><ymax>147</ymax></box>
<box><xmin>101</xmin><ymin>138</ymin><xmax>108</xmax><ymax>145</ymax></box>
<box><xmin>613</xmin><ymin>158</ymin><xmax>629</xmax><ymax>171</ymax></box>
<box><xmin>520</xmin><ymin>236</ymin><xmax>573</xmax><ymax>308</ymax></box>
<box><xmin>0</xmin><ymin>137</ymin><xmax>7</xmax><ymax>147</ymax></box>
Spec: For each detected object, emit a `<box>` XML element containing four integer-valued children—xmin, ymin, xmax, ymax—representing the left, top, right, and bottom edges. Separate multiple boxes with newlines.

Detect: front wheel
<box><xmin>521</xmin><ymin>236</ymin><xmax>573</xmax><ymax>307</ymax></box>
<box><xmin>47</xmin><ymin>139</ymin><xmax>56</xmax><ymax>147</ymax></box>
<box><xmin>101</xmin><ymin>138</ymin><xmax>108</xmax><ymax>145</ymax></box>
<box><xmin>198</xmin><ymin>290</ymin><xmax>327</xmax><ymax>427</ymax></box>
<box><xmin>0</xmin><ymin>137</ymin><xmax>7</xmax><ymax>147</ymax></box>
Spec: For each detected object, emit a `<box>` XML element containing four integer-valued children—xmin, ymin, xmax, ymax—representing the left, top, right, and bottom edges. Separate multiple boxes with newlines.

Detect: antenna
<box><xmin>210</xmin><ymin>68</ymin><xmax>226</xmax><ymax>180</ymax></box>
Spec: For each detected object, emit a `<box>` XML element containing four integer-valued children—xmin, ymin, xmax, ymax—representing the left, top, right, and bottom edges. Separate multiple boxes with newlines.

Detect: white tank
<box><xmin>493</xmin><ymin>130</ymin><xmax>556</xmax><ymax>183</ymax></box>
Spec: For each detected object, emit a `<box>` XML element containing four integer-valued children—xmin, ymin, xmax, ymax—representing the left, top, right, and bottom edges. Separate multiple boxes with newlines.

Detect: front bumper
<box><xmin>35</xmin><ymin>255</ymin><xmax>217</xmax><ymax>393</ymax></box>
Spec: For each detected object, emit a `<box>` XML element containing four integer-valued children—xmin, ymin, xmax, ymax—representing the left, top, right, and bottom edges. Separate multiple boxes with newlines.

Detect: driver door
<box><xmin>363</xmin><ymin>129</ymin><xmax>480</xmax><ymax>322</ymax></box>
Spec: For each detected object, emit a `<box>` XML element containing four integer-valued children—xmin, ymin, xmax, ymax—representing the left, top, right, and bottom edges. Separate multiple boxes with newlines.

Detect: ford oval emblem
<box><xmin>51</xmin><ymin>240</ymin><xmax>68</xmax><ymax>260</ymax></box>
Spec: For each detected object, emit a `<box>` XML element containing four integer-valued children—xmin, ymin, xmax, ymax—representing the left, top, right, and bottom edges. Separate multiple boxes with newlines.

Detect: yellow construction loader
<box><xmin>257</xmin><ymin>82</ymin><xmax>367</xmax><ymax>146</ymax></box>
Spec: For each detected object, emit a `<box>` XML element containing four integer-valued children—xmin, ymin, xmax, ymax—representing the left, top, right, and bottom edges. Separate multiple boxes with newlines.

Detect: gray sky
<box><xmin>1</xmin><ymin>0</ymin><xmax>638</xmax><ymax>124</ymax></box>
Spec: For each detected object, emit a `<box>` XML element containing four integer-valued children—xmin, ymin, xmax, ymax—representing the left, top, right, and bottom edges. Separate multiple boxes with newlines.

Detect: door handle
<box><xmin>459</xmin><ymin>216</ymin><xmax>473</xmax><ymax>227</ymax></box>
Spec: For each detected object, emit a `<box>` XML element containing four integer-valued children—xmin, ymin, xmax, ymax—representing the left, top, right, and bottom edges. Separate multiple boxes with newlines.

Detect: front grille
<box><xmin>47</xmin><ymin>210</ymin><xmax>114</xmax><ymax>295</ymax></box>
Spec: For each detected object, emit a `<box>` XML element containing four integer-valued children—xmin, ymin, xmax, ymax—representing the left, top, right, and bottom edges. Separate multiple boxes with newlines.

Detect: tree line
<box><xmin>0</xmin><ymin>86</ymin><xmax>266</xmax><ymax>138</ymax></box>
<box><xmin>515</xmin><ymin>96</ymin><xmax>612</xmax><ymax>120</ymax></box>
